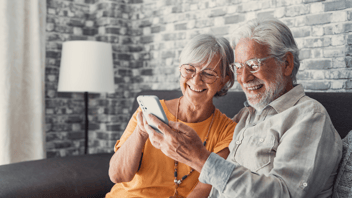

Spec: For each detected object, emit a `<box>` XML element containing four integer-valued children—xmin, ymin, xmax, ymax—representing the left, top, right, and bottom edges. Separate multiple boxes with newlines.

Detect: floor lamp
<box><xmin>58</xmin><ymin>41</ymin><xmax>115</xmax><ymax>154</ymax></box>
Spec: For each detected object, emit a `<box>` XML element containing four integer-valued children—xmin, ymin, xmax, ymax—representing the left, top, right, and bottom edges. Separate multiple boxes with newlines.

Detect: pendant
<box><xmin>169</xmin><ymin>189</ymin><xmax>184</xmax><ymax>198</ymax></box>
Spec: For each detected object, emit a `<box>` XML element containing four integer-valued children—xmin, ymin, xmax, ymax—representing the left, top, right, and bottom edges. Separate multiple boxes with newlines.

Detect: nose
<box><xmin>240</xmin><ymin>66</ymin><xmax>254</xmax><ymax>83</ymax></box>
<box><xmin>192</xmin><ymin>71</ymin><xmax>204</xmax><ymax>83</ymax></box>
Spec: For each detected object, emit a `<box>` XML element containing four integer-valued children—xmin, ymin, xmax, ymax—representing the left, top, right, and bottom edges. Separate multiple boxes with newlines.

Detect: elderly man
<box><xmin>142</xmin><ymin>18</ymin><xmax>342</xmax><ymax>198</ymax></box>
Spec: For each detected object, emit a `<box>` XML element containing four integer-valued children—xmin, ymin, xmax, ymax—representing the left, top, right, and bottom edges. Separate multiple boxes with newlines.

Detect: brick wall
<box><xmin>45</xmin><ymin>0</ymin><xmax>352</xmax><ymax>157</ymax></box>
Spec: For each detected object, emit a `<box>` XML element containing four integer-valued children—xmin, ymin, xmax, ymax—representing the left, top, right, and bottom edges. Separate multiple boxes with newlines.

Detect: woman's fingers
<box><xmin>136</xmin><ymin>112</ymin><xmax>144</xmax><ymax>127</ymax></box>
<box><xmin>143</xmin><ymin>116</ymin><xmax>164</xmax><ymax>149</ymax></box>
<box><xmin>147</xmin><ymin>114</ymin><xmax>177</xmax><ymax>137</ymax></box>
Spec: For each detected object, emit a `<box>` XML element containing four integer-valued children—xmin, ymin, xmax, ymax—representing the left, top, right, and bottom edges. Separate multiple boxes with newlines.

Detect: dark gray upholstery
<box><xmin>1</xmin><ymin>90</ymin><xmax>351</xmax><ymax>198</ymax></box>
<box><xmin>0</xmin><ymin>153</ymin><xmax>114</xmax><ymax>198</ymax></box>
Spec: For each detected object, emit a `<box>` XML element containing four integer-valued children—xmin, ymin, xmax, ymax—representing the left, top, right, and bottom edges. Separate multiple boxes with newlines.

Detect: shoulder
<box><xmin>295</xmin><ymin>95</ymin><xmax>327</xmax><ymax>114</ymax></box>
<box><xmin>214</xmin><ymin>109</ymin><xmax>237</xmax><ymax>128</ymax></box>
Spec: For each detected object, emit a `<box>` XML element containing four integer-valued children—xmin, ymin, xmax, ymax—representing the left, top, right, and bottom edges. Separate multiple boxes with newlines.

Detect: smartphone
<box><xmin>137</xmin><ymin>95</ymin><xmax>169</xmax><ymax>134</ymax></box>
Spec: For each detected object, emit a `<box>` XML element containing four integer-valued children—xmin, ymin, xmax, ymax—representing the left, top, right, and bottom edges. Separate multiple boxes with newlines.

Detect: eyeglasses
<box><xmin>179</xmin><ymin>64</ymin><xmax>220</xmax><ymax>84</ymax></box>
<box><xmin>233</xmin><ymin>56</ymin><xmax>273</xmax><ymax>74</ymax></box>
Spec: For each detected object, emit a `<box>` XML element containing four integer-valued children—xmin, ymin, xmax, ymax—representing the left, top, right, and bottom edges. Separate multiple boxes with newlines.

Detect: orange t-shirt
<box><xmin>106</xmin><ymin>100</ymin><xmax>236</xmax><ymax>198</ymax></box>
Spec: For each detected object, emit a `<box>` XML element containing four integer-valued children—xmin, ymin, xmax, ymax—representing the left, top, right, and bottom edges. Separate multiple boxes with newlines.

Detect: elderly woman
<box><xmin>106</xmin><ymin>34</ymin><xmax>237</xmax><ymax>198</ymax></box>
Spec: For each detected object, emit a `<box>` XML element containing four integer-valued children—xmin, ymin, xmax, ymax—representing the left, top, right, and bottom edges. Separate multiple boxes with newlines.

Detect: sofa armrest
<box><xmin>0</xmin><ymin>153</ymin><xmax>114</xmax><ymax>198</ymax></box>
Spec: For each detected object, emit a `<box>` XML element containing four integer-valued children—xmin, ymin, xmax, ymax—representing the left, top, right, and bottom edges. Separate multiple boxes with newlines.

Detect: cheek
<box><xmin>180</xmin><ymin>78</ymin><xmax>188</xmax><ymax>91</ymax></box>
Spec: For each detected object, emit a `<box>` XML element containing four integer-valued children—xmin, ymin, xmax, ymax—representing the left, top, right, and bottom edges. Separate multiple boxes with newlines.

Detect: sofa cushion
<box><xmin>333</xmin><ymin>130</ymin><xmax>352</xmax><ymax>198</ymax></box>
<box><xmin>0</xmin><ymin>153</ymin><xmax>114</xmax><ymax>198</ymax></box>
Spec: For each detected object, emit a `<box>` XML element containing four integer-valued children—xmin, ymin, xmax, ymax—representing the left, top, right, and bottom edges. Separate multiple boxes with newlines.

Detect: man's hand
<box><xmin>143</xmin><ymin>114</ymin><xmax>211</xmax><ymax>172</ymax></box>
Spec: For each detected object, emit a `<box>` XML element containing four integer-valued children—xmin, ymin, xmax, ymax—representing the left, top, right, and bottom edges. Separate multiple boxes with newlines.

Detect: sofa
<box><xmin>1</xmin><ymin>90</ymin><xmax>352</xmax><ymax>198</ymax></box>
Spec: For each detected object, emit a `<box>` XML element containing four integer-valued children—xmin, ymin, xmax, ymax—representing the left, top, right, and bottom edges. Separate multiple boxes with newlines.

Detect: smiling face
<box><xmin>235</xmin><ymin>39</ymin><xmax>288</xmax><ymax>111</ymax></box>
<box><xmin>180</xmin><ymin>54</ymin><xmax>227</xmax><ymax>106</ymax></box>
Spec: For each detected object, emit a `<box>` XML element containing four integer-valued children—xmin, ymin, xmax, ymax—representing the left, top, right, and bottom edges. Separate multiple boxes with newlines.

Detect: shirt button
<box><xmin>303</xmin><ymin>182</ymin><xmax>308</xmax><ymax>187</ymax></box>
<box><xmin>259</xmin><ymin>138</ymin><xmax>264</xmax><ymax>143</ymax></box>
<box><xmin>236</xmin><ymin>141</ymin><xmax>241</xmax><ymax>145</ymax></box>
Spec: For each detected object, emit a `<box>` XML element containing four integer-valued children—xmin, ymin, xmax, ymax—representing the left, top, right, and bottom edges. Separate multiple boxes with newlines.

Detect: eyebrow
<box><xmin>234</xmin><ymin>58</ymin><xmax>258</xmax><ymax>64</ymax></box>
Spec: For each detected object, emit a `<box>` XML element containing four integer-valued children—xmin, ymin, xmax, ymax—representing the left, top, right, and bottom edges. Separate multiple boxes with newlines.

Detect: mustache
<box><xmin>242</xmin><ymin>78</ymin><xmax>264</xmax><ymax>88</ymax></box>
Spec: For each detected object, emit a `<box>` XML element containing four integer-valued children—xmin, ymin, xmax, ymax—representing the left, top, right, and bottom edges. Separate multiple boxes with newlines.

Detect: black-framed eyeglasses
<box><xmin>233</xmin><ymin>56</ymin><xmax>273</xmax><ymax>74</ymax></box>
<box><xmin>179</xmin><ymin>64</ymin><xmax>220</xmax><ymax>84</ymax></box>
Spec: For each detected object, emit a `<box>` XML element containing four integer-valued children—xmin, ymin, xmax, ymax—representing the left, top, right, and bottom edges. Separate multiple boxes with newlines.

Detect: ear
<box><xmin>283</xmin><ymin>52</ymin><xmax>294</xmax><ymax>77</ymax></box>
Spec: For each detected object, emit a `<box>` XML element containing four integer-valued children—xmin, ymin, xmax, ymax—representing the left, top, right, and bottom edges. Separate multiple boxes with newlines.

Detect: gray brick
<box><xmin>324</xmin><ymin>0</ymin><xmax>346</xmax><ymax>11</ymax></box>
<box><xmin>210</xmin><ymin>26</ymin><xmax>229</xmax><ymax>35</ymax></box>
<box><xmin>302</xmin><ymin>59</ymin><xmax>332</xmax><ymax>70</ymax></box>
<box><xmin>324</xmin><ymin>46</ymin><xmax>345</xmax><ymax>57</ymax></box>
<box><xmin>347</xmin><ymin>80</ymin><xmax>352</xmax><ymax>89</ymax></box>
<box><xmin>286</xmin><ymin>5</ymin><xmax>310</xmax><ymax>17</ymax></box>
<box><xmin>331</xmin><ymin>80</ymin><xmax>346</xmax><ymax>89</ymax></box>
<box><xmin>299</xmin><ymin>49</ymin><xmax>311</xmax><ymax>60</ymax></box>
<box><xmin>304</xmin><ymin>81</ymin><xmax>330</xmax><ymax>90</ymax></box>
<box><xmin>209</xmin><ymin>8</ymin><xmax>227</xmax><ymax>17</ymax></box>
<box><xmin>304</xmin><ymin>37</ymin><xmax>331</xmax><ymax>47</ymax></box>
<box><xmin>106</xmin><ymin>124</ymin><xmax>121</xmax><ymax>131</ymax></box>
<box><xmin>139</xmin><ymin>19</ymin><xmax>152</xmax><ymax>27</ymax></box>
<box><xmin>67</xmin><ymin>132</ymin><xmax>85</xmax><ymax>140</ymax></box>
<box><xmin>140</xmin><ymin>35</ymin><xmax>153</xmax><ymax>44</ymax></box>
<box><xmin>89</xmin><ymin>123</ymin><xmax>100</xmax><ymax>130</ymax></box>
<box><xmin>141</xmin><ymin>68</ymin><xmax>153</xmax><ymax>76</ymax></box>
<box><xmin>306</xmin><ymin>13</ymin><xmax>332</xmax><ymax>25</ymax></box>
<box><xmin>224</xmin><ymin>15</ymin><xmax>245</xmax><ymax>24</ymax></box>
<box><xmin>302</xmin><ymin>0</ymin><xmax>325</xmax><ymax>3</ymax></box>
<box><xmin>117</xmin><ymin>53</ymin><xmax>132</xmax><ymax>61</ymax></box>
<box><xmin>151</xmin><ymin>26</ymin><xmax>161</xmax><ymax>33</ymax></box>
<box><xmin>344</xmin><ymin>23</ymin><xmax>352</xmax><ymax>33</ymax></box>
<box><xmin>296</xmin><ymin>70</ymin><xmax>311</xmax><ymax>80</ymax></box>
<box><xmin>292</xmin><ymin>27</ymin><xmax>311</xmax><ymax>38</ymax></box>
<box><xmin>346</xmin><ymin>57</ymin><xmax>352</xmax><ymax>67</ymax></box>
<box><xmin>161</xmin><ymin>50</ymin><xmax>175</xmax><ymax>59</ymax></box>
<box><xmin>175</xmin><ymin>23</ymin><xmax>187</xmax><ymax>30</ymax></box>
<box><xmin>257</xmin><ymin>11</ymin><xmax>274</xmax><ymax>19</ymax></box>
<box><xmin>195</xmin><ymin>19</ymin><xmax>214</xmax><ymax>28</ymax></box>
<box><xmin>323</xmin><ymin>24</ymin><xmax>345</xmax><ymax>35</ymax></box>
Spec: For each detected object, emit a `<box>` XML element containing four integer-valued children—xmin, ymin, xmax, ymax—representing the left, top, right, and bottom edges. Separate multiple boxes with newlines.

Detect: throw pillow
<box><xmin>332</xmin><ymin>130</ymin><xmax>352</xmax><ymax>198</ymax></box>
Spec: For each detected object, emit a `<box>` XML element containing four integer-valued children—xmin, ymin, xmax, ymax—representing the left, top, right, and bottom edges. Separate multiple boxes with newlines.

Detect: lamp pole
<box><xmin>84</xmin><ymin>92</ymin><xmax>89</xmax><ymax>154</ymax></box>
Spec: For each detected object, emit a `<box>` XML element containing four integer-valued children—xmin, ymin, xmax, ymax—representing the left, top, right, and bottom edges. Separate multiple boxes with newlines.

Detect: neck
<box><xmin>177</xmin><ymin>97</ymin><xmax>215</xmax><ymax>123</ymax></box>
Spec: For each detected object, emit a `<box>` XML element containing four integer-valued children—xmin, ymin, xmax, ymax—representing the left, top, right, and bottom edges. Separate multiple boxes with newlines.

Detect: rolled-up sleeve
<box><xmin>199</xmin><ymin>110</ymin><xmax>342</xmax><ymax>198</ymax></box>
<box><xmin>199</xmin><ymin>152</ymin><xmax>236</xmax><ymax>192</ymax></box>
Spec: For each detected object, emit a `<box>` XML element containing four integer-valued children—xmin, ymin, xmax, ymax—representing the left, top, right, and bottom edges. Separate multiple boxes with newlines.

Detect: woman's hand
<box><xmin>136</xmin><ymin>111</ymin><xmax>149</xmax><ymax>140</ymax></box>
<box><xmin>143</xmin><ymin>114</ymin><xmax>211</xmax><ymax>173</ymax></box>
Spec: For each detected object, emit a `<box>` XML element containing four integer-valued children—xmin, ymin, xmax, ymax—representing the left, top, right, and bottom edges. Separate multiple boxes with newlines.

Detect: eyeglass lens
<box><xmin>180</xmin><ymin>64</ymin><xmax>218</xmax><ymax>84</ymax></box>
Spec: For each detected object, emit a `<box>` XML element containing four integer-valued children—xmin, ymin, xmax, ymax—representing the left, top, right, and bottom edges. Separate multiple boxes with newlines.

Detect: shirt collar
<box><xmin>244</xmin><ymin>84</ymin><xmax>306</xmax><ymax>114</ymax></box>
<box><xmin>269</xmin><ymin>84</ymin><xmax>306</xmax><ymax>114</ymax></box>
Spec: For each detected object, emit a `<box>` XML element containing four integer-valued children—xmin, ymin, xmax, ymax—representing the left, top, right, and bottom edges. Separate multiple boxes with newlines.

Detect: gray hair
<box><xmin>231</xmin><ymin>18</ymin><xmax>300</xmax><ymax>84</ymax></box>
<box><xmin>179</xmin><ymin>34</ymin><xmax>235</xmax><ymax>97</ymax></box>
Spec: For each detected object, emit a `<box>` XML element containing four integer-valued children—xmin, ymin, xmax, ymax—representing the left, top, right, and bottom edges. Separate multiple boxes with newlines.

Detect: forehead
<box><xmin>192</xmin><ymin>53</ymin><xmax>221</xmax><ymax>71</ymax></box>
<box><xmin>234</xmin><ymin>39</ymin><xmax>269</xmax><ymax>63</ymax></box>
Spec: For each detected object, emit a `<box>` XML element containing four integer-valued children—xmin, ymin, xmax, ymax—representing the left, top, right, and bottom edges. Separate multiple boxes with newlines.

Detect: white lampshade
<box><xmin>58</xmin><ymin>41</ymin><xmax>115</xmax><ymax>93</ymax></box>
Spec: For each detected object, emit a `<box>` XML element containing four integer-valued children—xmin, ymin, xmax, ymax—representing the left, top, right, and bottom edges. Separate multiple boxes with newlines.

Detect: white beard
<box><xmin>243</xmin><ymin>67</ymin><xmax>286</xmax><ymax>112</ymax></box>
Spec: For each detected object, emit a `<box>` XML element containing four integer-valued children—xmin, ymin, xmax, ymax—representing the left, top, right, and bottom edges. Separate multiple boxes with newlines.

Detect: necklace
<box><xmin>169</xmin><ymin>97</ymin><xmax>215</xmax><ymax>198</ymax></box>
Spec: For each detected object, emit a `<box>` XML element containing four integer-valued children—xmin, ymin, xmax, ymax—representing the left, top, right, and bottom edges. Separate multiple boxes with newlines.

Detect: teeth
<box><xmin>247</xmin><ymin>85</ymin><xmax>262</xmax><ymax>91</ymax></box>
<box><xmin>189</xmin><ymin>85</ymin><xmax>204</xmax><ymax>92</ymax></box>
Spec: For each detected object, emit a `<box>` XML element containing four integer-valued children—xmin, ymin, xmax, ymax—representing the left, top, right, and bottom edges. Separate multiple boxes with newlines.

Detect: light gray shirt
<box><xmin>199</xmin><ymin>85</ymin><xmax>342</xmax><ymax>198</ymax></box>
